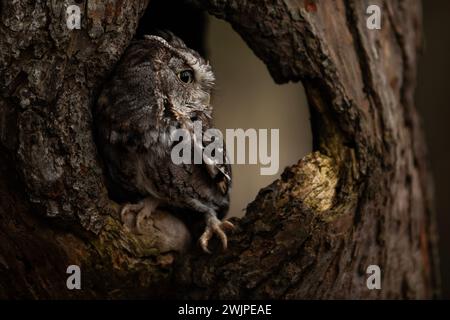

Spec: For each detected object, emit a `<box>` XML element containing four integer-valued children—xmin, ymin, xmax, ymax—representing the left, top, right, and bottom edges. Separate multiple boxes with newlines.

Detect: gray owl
<box><xmin>95</xmin><ymin>32</ymin><xmax>233</xmax><ymax>253</ymax></box>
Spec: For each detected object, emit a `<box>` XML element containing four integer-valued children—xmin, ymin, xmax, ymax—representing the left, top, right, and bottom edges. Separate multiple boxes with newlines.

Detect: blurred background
<box><xmin>206</xmin><ymin>17</ymin><xmax>311</xmax><ymax>218</ymax></box>
<box><xmin>417</xmin><ymin>0</ymin><xmax>450</xmax><ymax>299</ymax></box>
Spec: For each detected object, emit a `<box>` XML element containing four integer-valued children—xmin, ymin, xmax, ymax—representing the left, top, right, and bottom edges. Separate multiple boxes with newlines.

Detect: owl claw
<box><xmin>120</xmin><ymin>198</ymin><xmax>158</xmax><ymax>234</ymax></box>
<box><xmin>199</xmin><ymin>216</ymin><xmax>235</xmax><ymax>253</ymax></box>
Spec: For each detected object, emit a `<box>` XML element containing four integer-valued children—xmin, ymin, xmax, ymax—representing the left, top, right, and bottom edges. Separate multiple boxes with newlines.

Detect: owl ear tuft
<box><xmin>145</xmin><ymin>30</ymin><xmax>188</xmax><ymax>50</ymax></box>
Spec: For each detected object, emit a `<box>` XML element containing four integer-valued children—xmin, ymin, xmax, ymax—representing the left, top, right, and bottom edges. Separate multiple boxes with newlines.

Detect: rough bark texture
<box><xmin>0</xmin><ymin>0</ymin><xmax>439</xmax><ymax>299</ymax></box>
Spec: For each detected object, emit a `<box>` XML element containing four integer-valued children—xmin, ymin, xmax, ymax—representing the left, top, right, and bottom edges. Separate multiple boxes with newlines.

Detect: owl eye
<box><xmin>178</xmin><ymin>70</ymin><xmax>194</xmax><ymax>84</ymax></box>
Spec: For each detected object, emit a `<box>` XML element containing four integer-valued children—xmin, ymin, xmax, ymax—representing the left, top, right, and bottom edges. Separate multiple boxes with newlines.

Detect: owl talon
<box><xmin>199</xmin><ymin>216</ymin><xmax>234</xmax><ymax>253</ymax></box>
<box><xmin>120</xmin><ymin>198</ymin><xmax>158</xmax><ymax>234</ymax></box>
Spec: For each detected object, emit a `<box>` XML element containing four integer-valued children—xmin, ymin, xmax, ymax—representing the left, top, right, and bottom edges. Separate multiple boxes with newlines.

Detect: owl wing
<box><xmin>192</xmin><ymin>130</ymin><xmax>232</xmax><ymax>195</ymax></box>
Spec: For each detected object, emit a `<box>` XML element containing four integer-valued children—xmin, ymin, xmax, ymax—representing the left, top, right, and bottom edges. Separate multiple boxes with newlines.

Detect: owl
<box><xmin>95</xmin><ymin>32</ymin><xmax>233</xmax><ymax>253</ymax></box>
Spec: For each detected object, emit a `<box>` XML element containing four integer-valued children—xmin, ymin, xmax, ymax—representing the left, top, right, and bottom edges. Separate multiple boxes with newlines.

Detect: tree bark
<box><xmin>0</xmin><ymin>0</ymin><xmax>439</xmax><ymax>299</ymax></box>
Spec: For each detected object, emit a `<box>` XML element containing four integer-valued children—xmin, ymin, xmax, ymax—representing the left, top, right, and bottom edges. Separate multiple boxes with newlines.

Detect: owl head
<box><xmin>111</xmin><ymin>31</ymin><xmax>215</xmax><ymax>131</ymax></box>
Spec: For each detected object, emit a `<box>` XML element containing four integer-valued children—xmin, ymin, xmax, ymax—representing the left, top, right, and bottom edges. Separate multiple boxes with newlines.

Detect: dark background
<box><xmin>417</xmin><ymin>0</ymin><xmax>450</xmax><ymax>299</ymax></box>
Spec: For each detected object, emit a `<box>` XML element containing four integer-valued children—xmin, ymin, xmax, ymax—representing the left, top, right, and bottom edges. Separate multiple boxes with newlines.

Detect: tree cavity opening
<box><xmin>135</xmin><ymin>0</ymin><xmax>313</xmax><ymax>218</ymax></box>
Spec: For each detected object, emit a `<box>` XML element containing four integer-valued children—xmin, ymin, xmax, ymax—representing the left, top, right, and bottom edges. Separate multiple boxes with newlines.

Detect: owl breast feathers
<box><xmin>95</xmin><ymin>32</ymin><xmax>233</xmax><ymax>253</ymax></box>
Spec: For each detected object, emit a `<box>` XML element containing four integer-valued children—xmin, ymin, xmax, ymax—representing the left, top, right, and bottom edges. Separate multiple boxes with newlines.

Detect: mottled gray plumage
<box><xmin>95</xmin><ymin>32</ymin><xmax>233</xmax><ymax>253</ymax></box>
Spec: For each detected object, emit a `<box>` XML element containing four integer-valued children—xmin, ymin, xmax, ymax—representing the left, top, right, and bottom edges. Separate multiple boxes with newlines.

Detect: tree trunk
<box><xmin>0</xmin><ymin>0</ymin><xmax>439</xmax><ymax>299</ymax></box>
